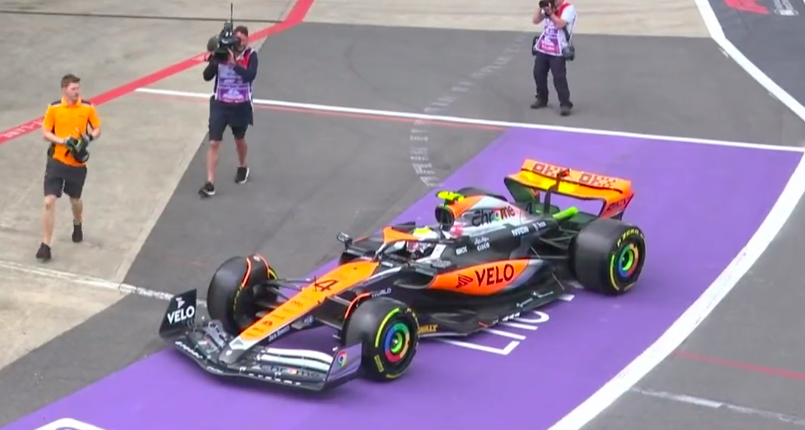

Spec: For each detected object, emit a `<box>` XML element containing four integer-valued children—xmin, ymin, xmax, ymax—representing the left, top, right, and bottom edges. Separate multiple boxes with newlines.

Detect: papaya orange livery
<box><xmin>158</xmin><ymin>157</ymin><xmax>647</xmax><ymax>392</ymax></box>
<box><xmin>240</xmin><ymin>261</ymin><xmax>380</xmax><ymax>341</ymax></box>
<box><xmin>505</xmin><ymin>158</ymin><xmax>634</xmax><ymax>218</ymax></box>
<box><xmin>381</xmin><ymin>226</ymin><xmax>420</xmax><ymax>244</ymax></box>
<box><xmin>440</xmin><ymin>195</ymin><xmax>484</xmax><ymax>218</ymax></box>
<box><xmin>430</xmin><ymin>260</ymin><xmax>530</xmax><ymax>296</ymax></box>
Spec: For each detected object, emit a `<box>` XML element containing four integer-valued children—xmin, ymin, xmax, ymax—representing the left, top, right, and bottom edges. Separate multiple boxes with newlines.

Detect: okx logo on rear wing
<box><xmin>504</xmin><ymin>158</ymin><xmax>635</xmax><ymax>218</ymax></box>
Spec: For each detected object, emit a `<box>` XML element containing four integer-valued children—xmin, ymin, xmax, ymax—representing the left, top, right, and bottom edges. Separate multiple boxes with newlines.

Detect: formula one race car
<box><xmin>158</xmin><ymin>158</ymin><xmax>647</xmax><ymax>391</ymax></box>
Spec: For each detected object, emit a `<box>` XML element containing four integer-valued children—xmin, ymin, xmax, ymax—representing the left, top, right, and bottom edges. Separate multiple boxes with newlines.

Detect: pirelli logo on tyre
<box><xmin>616</xmin><ymin>228</ymin><xmax>644</xmax><ymax>247</ymax></box>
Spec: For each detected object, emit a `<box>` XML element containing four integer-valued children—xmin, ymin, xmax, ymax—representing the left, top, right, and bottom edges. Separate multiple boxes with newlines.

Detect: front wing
<box><xmin>159</xmin><ymin>289</ymin><xmax>363</xmax><ymax>391</ymax></box>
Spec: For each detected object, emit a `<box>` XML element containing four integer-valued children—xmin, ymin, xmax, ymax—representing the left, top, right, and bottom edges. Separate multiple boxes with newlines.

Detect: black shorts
<box><xmin>44</xmin><ymin>158</ymin><xmax>88</xmax><ymax>199</ymax></box>
<box><xmin>209</xmin><ymin>98</ymin><xmax>254</xmax><ymax>141</ymax></box>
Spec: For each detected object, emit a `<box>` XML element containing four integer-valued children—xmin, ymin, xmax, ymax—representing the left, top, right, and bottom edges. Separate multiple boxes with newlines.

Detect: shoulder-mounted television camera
<box><xmin>209</xmin><ymin>3</ymin><xmax>238</xmax><ymax>62</ymax></box>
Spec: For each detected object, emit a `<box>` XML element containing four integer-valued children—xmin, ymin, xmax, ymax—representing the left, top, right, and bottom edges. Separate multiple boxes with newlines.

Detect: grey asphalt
<box><xmin>580</xmin><ymin>5</ymin><xmax>805</xmax><ymax>430</ymax></box>
<box><xmin>263</xmin><ymin>23</ymin><xmax>805</xmax><ymax>144</ymax></box>
<box><xmin>708</xmin><ymin>0</ymin><xmax>805</xmax><ymax>107</ymax></box>
<box><xmin>2</xmin><ymin>20</ymin><xmax>805</xmax><ymax>430</ymax></box>
<box><xmin>585</xmin><ymin>200</ymin><xmax>805</xmax><ymax>430</ymax></box>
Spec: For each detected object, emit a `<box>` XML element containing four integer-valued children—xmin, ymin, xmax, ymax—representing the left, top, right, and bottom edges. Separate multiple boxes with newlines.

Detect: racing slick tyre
<box><xmin>342</xmin><ymin>297</ymin><xmax>420</xmax><ymax>382</ymax></box>
<box><xmin>456</xmin><ymin>187</ymin><xmax>508</xmax><ymax>202</ymax></box>
<box><xmin>570</xmin><ymin>219</ymin><xmax>646</xmax><ymax>295</ymax></box>
<box><xmin>207</xmin><ymin>254</ymin><xmax>279</xmax><ymax>335</ymax></box>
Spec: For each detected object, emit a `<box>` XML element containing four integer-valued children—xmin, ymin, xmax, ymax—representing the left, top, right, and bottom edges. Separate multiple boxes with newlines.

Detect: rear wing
<box><xmin>504</xmin><ymin>159</ymin><xmax>634</xmax><ymax>218</ymax></box>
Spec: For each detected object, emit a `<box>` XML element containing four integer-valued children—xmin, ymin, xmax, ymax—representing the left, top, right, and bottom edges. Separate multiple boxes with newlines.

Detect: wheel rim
<box><xmin>617</xmin><ymin>244</ymin><xmax>638</xmax><ymax>278</ymax></box>
<box><xmin>383</xmin><ymin>322</ymin><xmax>412</xmax><ymax>364</ymax></box>
<box><xmin>610</xmin><ymin>238</ymin><xmax>643</xmax><ymax>289</ymax></box>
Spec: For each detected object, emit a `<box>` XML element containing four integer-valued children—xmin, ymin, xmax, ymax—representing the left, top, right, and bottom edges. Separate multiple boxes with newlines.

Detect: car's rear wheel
<box><xmin>342</xmin><ymin>297</ymin><xmax>420</xmax><ymax>382</ymax></box>
<box><xmin>207</xmin><ymin>254</ymin><xmax>279</xmax><ymax>335</ymax></box>
<box><xmin>570</xmin><ymin>219</ymin><xmax>646</xmax><ymax>295</ymax></box>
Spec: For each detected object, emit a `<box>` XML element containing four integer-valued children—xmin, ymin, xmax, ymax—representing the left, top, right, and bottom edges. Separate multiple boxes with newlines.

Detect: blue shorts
<box><xmin>208</xmin><ymin>98</ymin><xmax>254</xmax><ymax>141</ymax></box>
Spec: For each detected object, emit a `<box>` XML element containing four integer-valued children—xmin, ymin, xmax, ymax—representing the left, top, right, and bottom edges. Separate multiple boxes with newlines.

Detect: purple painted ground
<box><xmin>8</xmin><ymin>128</ymin><xmax>800</xmax><ymax>430</ymax></box>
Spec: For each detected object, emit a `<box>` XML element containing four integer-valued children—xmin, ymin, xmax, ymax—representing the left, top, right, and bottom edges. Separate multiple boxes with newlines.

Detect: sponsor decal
<box><xmin>167</xmin><ymin>297</ymin><xmax>195</xmax><ymax>325</ymax></box>
<box><xmin>470</xmin><ymin>206</ymin><xmax>516</xmax><ymax>226</ymax></box>
<box><xmin>474</xmin><ymin>264</ymin><xmax>515</xmax><ymax>287</ymax></box>
<box><xmin>313</xmin><ymin>278</ymin><xmax>338</xmax><ymax>292</ymax></box>
<box><xmin>456</xmin><ymin>246</ymin><xmax>468</xmax><ymax>255</ymax></box>
<box><xmin>511</xmin><ymin>226</ymin><xmax>529</xmax><ymax>237</ymax></box>
<box><xmin>473</xmin><ymin>236</ymin><xmax>491</xmax><ymax>251</ymax></box>
<box><xmin>456</xmin><ymin>274</ymin><xmax>474</xmax><ymax>288</ymax></box>
<box><xmin>267</xmin><ymin>325</ymin><xmax>290</xmax><ymax>342</ymax></box>
<box><xmin>530</xmin><ymin>161</ymin><xmax>618</xmax><ymax>188</ymax></box>
<box><xmin>371</xmin><ymin>287</ymin><xmax>392</xmax><ymax>297</ymax></box>
<box><xmin>418</xmin><ymin>324</ymin><xmax>438</xmax><ymax>334</ymax></box>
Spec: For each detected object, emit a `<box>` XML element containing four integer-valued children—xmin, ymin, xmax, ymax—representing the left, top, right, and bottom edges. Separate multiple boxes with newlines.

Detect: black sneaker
<box><xmin>235</xmin><ymin>166</ymin><xmax>250</xmax><ymax>184</ymax></box>
<box><xmin>199</xmin><ymin>182</ymin><xmax>215</xmax><ymax>197</ymax></box>
<box><xmin>72</xmin><ymin>222</ymin><xmax>83</xmax><ymax>243</ymax></box>
<box><xmin>36</xmin><ymin>243</ymin><xmax>51</xmax><ymax>262</ymax></box>
<box><xmin>560</xmin><ymin>105</ymin><xmax>573</xmax><ymax>116</ymax></box>
<box><xmin>531</xmin><ymin>99</ymin><xmax>548</xmax><ymax>109</ymax></box>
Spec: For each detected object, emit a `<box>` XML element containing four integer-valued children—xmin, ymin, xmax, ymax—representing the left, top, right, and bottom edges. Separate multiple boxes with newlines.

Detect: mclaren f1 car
<box><xmin>158</xmin><ymin>158</ymin><xmax>647</xmax><ymax>391</ymax></box>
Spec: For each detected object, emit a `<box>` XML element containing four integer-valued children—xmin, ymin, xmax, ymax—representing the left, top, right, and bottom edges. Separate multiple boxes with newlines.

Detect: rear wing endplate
<box><xmin>504</xmin><ymin>159</ymin><xmax>634</xmax><ymax>218</ymax></box>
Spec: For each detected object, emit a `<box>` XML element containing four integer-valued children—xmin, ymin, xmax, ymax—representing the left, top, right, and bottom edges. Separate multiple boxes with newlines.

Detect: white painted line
<box><xmin>694</xmin><ymin>0</ymin><xmax>805</xmax><ymax>123</ymax></box>
<box><xmin>551</xmin><ymin>148</ymin><xmax>805</xmax><ymax>430</ymax></box>
<box><xmin>558</xmin><ymin>293</ymin><xmax>574</xmax><ymax>301</ymax></box>
<box><xmin>33</xmin><ymin>418</ymin><xmax>108</xmax><ymax>430</ymax></box>
<box><xmin>483</xmin><ymin>328</ymin><xmax>527</xmax><ymax>339</ymax></box>
<box><xmin>133</xmin><ymin>87</ymin><xmax>805</xmax><ymax>153</ymax></box>
<box><xmin>548</xmin><ymin>0</ymin><xmax>805</xmax><ymax>428</ymax></box>
<box><xmin>436</xmin><ymin>338</ymin><xmax>520</xmax><ymax>355</ymax></box>
<box><xmin>632</xmin><ymin>388</ymin><xmax>805</xmax><ymax>426</ymax></box>
<box><xmin>0</xmin><ymin>259</ymin><xmax>207</xmax><ymax>308</ymax></box>
<box><xmin>500</xmin><ymin>321</ymin><xmax>540</xmax><ymax>331</ymax></box>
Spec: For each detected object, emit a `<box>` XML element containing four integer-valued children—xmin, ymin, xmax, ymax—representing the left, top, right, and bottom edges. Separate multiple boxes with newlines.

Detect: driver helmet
<box><xmin>407</xmin><ymin>227</ymin><xmax>440</xmax><ymax>255</ymax></box>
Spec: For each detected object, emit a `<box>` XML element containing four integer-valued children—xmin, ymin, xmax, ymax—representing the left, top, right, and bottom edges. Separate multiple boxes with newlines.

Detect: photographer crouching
<box><xmin>199</xmin><ymin>24</ymin><xmax>259</xmax><ymax>197</ymax></box>
<box><xmin>531</xmin><ymin>0</ymin><xmax>577</xmax><ymax>116</ymax></box>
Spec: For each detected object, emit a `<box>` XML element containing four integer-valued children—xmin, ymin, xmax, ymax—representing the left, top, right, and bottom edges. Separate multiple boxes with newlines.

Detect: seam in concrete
<box><xmin>408</xmin><ymin>33</ymin><xmax>529</xmax><ymax>188</ymax></box>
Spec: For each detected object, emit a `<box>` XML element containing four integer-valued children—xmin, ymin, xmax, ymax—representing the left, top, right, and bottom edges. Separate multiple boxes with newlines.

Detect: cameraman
<box><xmin>531</xmin><ymin>0</ymin><xmax>577</xmax><ymax>116</ymax></box>
<box><xmin>38</xmin><ymin>74</ymin><xmax>102</xmax><ymax>262</ymax></box>
<box><xmin>199</xmin><ymin>25</ymin><xmax>259</xmax><ymax>197</ymax></box>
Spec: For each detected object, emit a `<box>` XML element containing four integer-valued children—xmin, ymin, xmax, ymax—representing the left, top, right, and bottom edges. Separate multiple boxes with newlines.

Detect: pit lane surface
<box><xmin>705</xmin><ymin>0</ymin><xmax>805</xmax><ymax>111</ymax></box>
<box><xmin>3</xmin><ymin>15</ymin><xmax>805</xmax><ymax>430</ymax></box>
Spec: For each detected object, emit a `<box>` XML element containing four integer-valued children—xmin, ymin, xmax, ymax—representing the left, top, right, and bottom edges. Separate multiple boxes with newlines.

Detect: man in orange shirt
<box><xmin>37</xmin><ymin>74</ymin><xmax>102</xmax><ymax>262</ymax></box>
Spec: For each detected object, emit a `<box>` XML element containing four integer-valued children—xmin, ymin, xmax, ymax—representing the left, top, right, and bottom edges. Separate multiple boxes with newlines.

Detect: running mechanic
<box><xmin>37</xmin><ymin>73</ymin><xmax>102</xmax><ymax>262</ymax></box>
